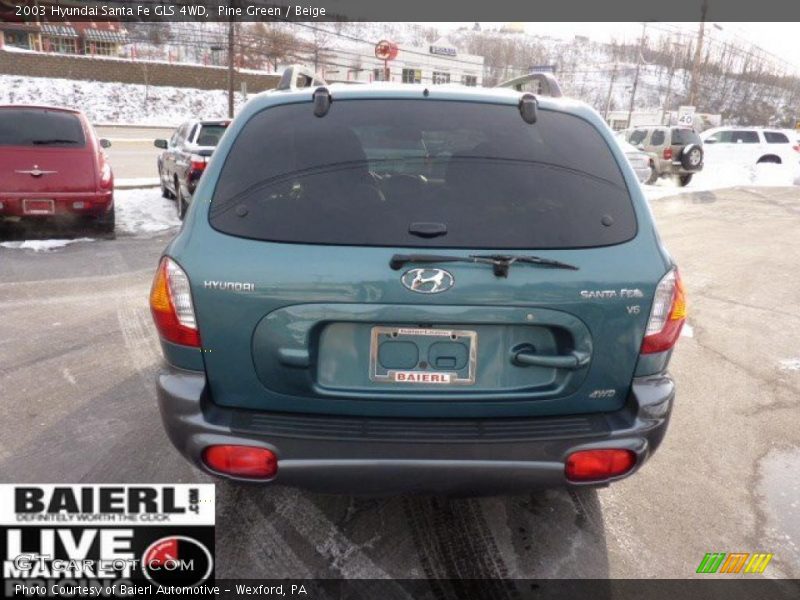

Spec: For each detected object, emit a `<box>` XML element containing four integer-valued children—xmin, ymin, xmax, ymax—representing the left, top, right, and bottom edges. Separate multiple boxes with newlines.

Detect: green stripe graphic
<box><xmin>697</xmin><ymin>552</ymin><xmax>726</xmax><ymax>573</ymax></box>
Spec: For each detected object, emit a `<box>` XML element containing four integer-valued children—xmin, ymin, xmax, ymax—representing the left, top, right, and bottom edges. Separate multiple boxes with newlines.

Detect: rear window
<box><xmin>210</xmin><ymin>100</ymin><xmax>636</xmax><ymax>249</ymax></box>
<box><xmin>195</xmin><ymin>124</ymin><xmax>227</xmax><ymax>147</ymax></box>
<box><xmin>764</xmin><ymin>131</ymin><xmax>789</xmax><ymax>144</ymax></box>
<box><xmin>0</xmin><ymin>108</ymin><xmax>85</xmax><ymax>147</ymax></box>
<box><xmin>671</xmin><ymin>128</ymin><xmax>701</xmax><ymax>146</ymax></box>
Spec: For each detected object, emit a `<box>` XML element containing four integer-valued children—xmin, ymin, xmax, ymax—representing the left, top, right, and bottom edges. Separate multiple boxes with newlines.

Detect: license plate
<box><xmin>23</xmin><ymin>199</ymin><xmax>55</xmax><ymax>215</ymax></box>
<box><xmin>369</xmin><ymin>326</ymin><xmax>477</xmax><ymax>385</ymax></box>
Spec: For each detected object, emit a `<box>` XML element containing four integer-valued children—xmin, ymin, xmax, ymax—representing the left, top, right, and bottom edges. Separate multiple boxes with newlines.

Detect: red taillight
<box><xmin>149</xmin><ymin>257</ymin><xmax>201</xmax><ymax>347</ymax></box>
<box><xmin>189</xmin><ymin>154</ymin><xmax>207</xmax><ymax>173</ymax></box>
<box><xmin>641</xmin><ymin>268</ymin><xmax>687</xmax><ymax>354</ymax></box>
<box><xmin>792</xmin><ymin>144</ymin><xmax>800</xmax><ymax>153</ymax></box>
<box><xmin>202</xmin><ymin>445</ymin><xmax>277</xmax><ymax>479</ymax></box>
<box><xmin>663</xmin><ymin>147</ymin><xmax>673</xmax><ymax>160</ymax></box>
<box><xmin>565</xmin><ymin>449</ymin><xmax>636</xmax><ymax>482</ymax></box>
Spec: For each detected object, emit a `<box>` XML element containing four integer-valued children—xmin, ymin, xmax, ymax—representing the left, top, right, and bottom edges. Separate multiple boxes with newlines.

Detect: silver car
<box><xmin>616</xmin><ymin>138</ymin><xmax>655</xmax><ymax>184</ymax></box>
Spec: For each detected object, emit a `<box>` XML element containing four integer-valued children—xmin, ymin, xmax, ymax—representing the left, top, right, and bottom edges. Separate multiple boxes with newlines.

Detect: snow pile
<box><xmin>645</xmin><ymin>161</ymin><xmax>800</xmax><ymax>199</ymax></box>
<box><xmin>0</xmin><ymin>238</ymin><xmax>94</xmax><ymax>252</ymax></box>
<box><xmin>116</xmin><ymin>188</ymin><xmax>181</xmax><ymax>235</ymax></box>
<box><xmin>0</xmin><ymin>74</ymin><xmax>244</xmax><ymax>126</ymax></box>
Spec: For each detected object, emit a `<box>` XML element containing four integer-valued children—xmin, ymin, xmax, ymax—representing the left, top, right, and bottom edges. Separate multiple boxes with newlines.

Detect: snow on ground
<box><xmin>116</xmin><ymin>187</ymin><xmax>181</xmax><ymax>235</ymax></box>
<box><xmin>779</xmin><ymin>359</ymin><xmax>800</xmax><ymax>372</ymax></box>
<box><xmin>0</xmin><ymin>74</ymin><xmax>244</xmax><ymax>125</ymax></box>
<box><xmin>0</xmin><ymin>238</ymin><xmax>95</xmax><ymax>252</ymax></box>
<box><xmin>681</xmin><ymin>323</ymin><xmax>694</xmax><ymax>338</ymax></box>
<box><xmin>644</xmin><ymin>162</ymin><xmax>800</xmax><ymax>200</ymax></box>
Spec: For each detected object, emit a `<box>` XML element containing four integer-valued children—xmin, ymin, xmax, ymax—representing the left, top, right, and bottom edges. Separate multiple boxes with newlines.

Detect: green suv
<box><xmin>150</xmin><ymin>68</ymin><xmax>686</xmax><ymax>494</ymax></box>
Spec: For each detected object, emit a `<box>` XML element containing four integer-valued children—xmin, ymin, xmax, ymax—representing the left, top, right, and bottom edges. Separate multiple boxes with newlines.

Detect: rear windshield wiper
<box><xmin>31</xmin><ymin>139</ymin><xmax>79</xmax><ymax>145</ymax></box>
<box><xmin>390</xmin><ymin>253</ymin><xmax>578</xmax><ymax>277</ymax></box>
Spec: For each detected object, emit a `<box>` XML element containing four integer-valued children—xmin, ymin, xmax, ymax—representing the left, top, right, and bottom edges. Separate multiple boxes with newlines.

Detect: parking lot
<box><xmin>0</xmin><ymin>184</ymin><xmax>798</xmax><ymax>580</ymax></box>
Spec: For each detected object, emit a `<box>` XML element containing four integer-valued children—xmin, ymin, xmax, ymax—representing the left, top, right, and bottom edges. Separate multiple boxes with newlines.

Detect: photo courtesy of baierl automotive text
<box><xmin>1</xmin><ymin>0</ymin><xmax>799</xmax><ymax>598</ymax></box>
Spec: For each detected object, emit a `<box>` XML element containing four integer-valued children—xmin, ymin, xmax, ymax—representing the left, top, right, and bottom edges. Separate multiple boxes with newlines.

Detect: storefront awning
<box><xmin>82</xmin><ymin>28</ymin><xmax>128</xmax><ymax>44</ymax></box>
<box><xmin>40</xmin><ymin>23</ymin><xmax>79</xmax><ymax>38</ymax></box>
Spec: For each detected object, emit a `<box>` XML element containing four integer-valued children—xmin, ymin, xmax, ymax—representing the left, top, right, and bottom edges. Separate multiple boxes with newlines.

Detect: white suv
<box><xmin>700</xmin><ymin>127</ymin><xmax>800</xmax><ymax>168</ymax></box>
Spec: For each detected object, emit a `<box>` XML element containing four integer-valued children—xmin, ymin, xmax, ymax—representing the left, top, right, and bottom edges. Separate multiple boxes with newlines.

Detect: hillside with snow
<box><xmin>0</xmin><ymin>74</ymin><xmax>243</xmax><ymax>125</ymax></box>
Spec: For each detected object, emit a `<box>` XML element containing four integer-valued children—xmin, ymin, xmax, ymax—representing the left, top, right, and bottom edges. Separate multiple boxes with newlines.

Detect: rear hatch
<box><xmin>0</xmin><ymin>108</ymin><xmax>96</xmax><ymax>194</ymax></box>
<box><xmin>190</xmin><ymin>97</ymin><xmax>663</xmax><ymax>418</ymax></box>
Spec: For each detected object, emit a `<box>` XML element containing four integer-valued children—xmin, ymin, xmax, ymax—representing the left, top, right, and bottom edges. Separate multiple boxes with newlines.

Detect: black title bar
<box><xmin>3</xmin><ymin>0</ymin><xmax>800</xmax><ymax>22</ymax></box>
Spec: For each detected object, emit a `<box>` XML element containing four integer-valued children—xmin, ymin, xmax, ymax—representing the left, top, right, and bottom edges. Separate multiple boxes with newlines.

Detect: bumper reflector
<box><xmin>202</xmin><ymin>445</ymin><xmax>278</xmax><ymax>479</ymax></box>
<box><xmin>565</xmin><ymin>449</ymin><xmax>636</xmax><ymax>482</ymax></box>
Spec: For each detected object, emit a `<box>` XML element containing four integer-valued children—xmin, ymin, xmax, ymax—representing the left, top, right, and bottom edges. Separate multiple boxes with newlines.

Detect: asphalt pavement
<box><xmin>1</xmin><ymin>186</ymin><xmax>799</xmax><ymax>580</ymax></box>
<box><xmin>96</xmin><ymin>125</ymin><xmax>173</xmax><ymax>181</ymax></box>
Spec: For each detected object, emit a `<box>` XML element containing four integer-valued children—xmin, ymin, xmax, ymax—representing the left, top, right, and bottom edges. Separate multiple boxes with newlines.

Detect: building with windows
<box><xmin>0</xmin><ymin>4</ymin><xmax>127</xmax><ymax>57</ymax></box>
<box><xmin>321</xmin><ymin>38</ymin><xmax>484</xmax><ymax>87</ymax></box>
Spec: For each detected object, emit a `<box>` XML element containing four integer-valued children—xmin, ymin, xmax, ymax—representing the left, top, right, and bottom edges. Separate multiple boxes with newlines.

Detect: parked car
<box><xmin>0</xmin><ymin>105</ymin><xmax>114</xmax><ymax>235</ymax></box>
<box><xmin>699</xmin><ymin>126</ymin><xmax>800</xmax><ymax>168</ymax></box>
<box><xmin>616</xmin><ymin>137</ymin><xmax>656</xmax><ymax>184</ymax></box>
<box><xmin>624</xmin><ymin>125</ymin><xmax>703</xmax><ymax>186</ymax></box>
<box><xmin>150</xmin><ymin>68</ymin><xmax>686</xmax><ymax>494</ymax></box>
<box><xmin>155</xmin><ymin>119</ymin><xmax>229</xmax><ymax>219</ymax></box>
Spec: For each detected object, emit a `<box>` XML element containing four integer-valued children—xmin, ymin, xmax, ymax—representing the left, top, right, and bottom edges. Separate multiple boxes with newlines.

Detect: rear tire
<box><xmin>95</xmin><ymin>205</ymin><xmax>116</xmax><ymax>238</ymax></box>
<box><xmin>757</xmin><ymin>155</ymin><xmax>781</xmax><ymax>164</ymax></box>
<box><xmin>176</xmin><ymin>185</ymin><xmax>187</xmax><ymax>220</ymax></box>
<box><xmin>678</xmin><ymin>174</ymin><xmax>694</xmax><ymax>187</ymax></box>
<box><xmin>159</xmin><ymin>166</ymin><xmax>173</xmax><ymax>199</ymax></box>
<box><xmin>645</xmin><ymin>165</ymin><xmax>659</xmax><ymax>185</ymax></box>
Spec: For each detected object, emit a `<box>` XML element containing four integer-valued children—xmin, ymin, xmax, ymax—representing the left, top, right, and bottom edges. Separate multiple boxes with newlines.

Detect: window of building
<box><xmin>461</xmin><ymin>74</ymin><xmax>478</xmax><ymax>87</ymax></box>
<box><xmin>43</xmin><ymin>36</ymin><xmax>78</xmax><ymax>54</ymax></box>
<box><xmin>432</xmin><ymin>71</ymin><xmax>451</xmax><ymax>85</ymax></box>
<box><xmin>88</xmin><ymin>41</ymin><xmax>116</xmax><ymax>56</ymax></box>
<box><xmin>373</xmin><ymin>68</ymin><xmax>391</xmax><ymax>82</ymax></box>
<box><xmin>3</xmin><ymin>30</ymin><xmax>32</xmax><ymax>50</ymax></box>
<box><xmin>402</xmin><ymin>68</ymin><xmax>422</xmax><ymax>84</ymax></box>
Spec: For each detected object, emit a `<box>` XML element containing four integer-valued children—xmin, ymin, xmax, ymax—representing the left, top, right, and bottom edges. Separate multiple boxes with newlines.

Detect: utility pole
<box><xmin>626</xmin><ymin>22</ymin><xmax>647</xmax><ymax>129</ymax></box>
<box><xmin>662</xmin><ymin>41</ymin><xmax>683</xmax><ymax>125</ymax></box>
<box><xmin>227</xmin><ymin>14</ymin><xmax>235</xmax><ymax>119</ymax></box>
<box><xmin>688</xmin><ymin>0</ymin><xmax>709</xmax><ymax>107</ymax></box>
<box><xmin>604</xmin><ymin>63</ymin><xmax>618</xmax><ymax>121</ymax></box>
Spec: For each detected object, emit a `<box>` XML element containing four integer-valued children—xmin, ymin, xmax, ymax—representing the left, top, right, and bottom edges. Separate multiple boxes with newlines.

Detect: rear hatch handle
<box><xmin>511</xmin><ymin>345</ymin><xmax>590</xmax><ymax>370</ymax></box>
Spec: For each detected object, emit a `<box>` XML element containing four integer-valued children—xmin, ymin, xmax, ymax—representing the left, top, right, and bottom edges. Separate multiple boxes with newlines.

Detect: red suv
<box><xmin>0</xmin><ymin>105</ymin><xmax>115</xmax><ymax>235</ymax></box>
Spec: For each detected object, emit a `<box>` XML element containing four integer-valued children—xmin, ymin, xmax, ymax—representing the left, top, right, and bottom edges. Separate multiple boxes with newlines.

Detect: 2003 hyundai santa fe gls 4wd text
<box><xmin>150</xmin><ymin>69</ymin><xmax>686</xmax><ymax>494</ymax></box>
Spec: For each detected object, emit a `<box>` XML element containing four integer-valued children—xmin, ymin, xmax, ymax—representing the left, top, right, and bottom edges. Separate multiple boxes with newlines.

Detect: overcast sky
<box><xmin>432</xmin><ymin>22</ymin><xmax>800</xmax><ymax>73</ymax></box>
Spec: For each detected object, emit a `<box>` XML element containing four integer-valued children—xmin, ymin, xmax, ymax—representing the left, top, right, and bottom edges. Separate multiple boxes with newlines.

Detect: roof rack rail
<box><xmin>496</xmin><ymin>72</ymin><xmax>563</xmax><ymax>98</ymax></box>
<box><xmin>276</xmin><ymin>65</ymin><xmax>328</xmax><ymax>91</ymax></box>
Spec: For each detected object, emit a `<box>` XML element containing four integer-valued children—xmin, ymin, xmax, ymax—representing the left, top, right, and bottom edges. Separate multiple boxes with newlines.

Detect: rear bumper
<box><xmin>0</xmin><ymin>191</ymin><xmax>112</xmax><ymax>219</ymax></box>
<box><xmin>156</xmin><ymin>367</ymin><xmax>674</xmax><ymax>494</ymax></box>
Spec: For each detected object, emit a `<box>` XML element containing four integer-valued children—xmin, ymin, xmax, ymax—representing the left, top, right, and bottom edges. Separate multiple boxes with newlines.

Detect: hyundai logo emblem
<box><xmin>401</xmin><ymin>268</ymin><xmax>455</xmax><ymax>294</ymax></box>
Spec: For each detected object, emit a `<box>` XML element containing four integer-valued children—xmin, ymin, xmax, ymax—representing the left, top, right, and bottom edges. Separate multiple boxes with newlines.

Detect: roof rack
<box><xmin>496</xmin><ymin>72</ymin><xmax>563</xmax><ymax>98</ymax></box>
<box><xmin>276</xmin><ymin>65</ymin><xmax>328</xmax><ymax>91</ymax></box>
